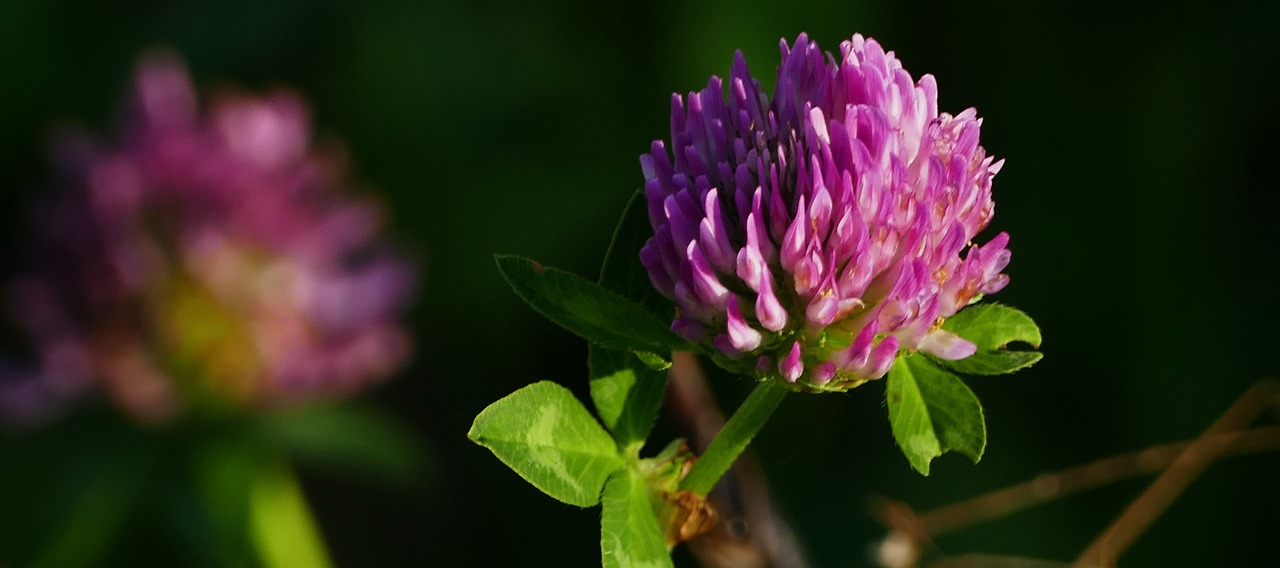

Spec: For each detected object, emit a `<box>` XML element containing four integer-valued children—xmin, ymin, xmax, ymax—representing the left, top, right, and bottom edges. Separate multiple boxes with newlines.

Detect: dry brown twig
<box><xmin>872</xmin><ymin>378</ymin><xmax>1280</xmax><ymax>568</ymax></box>
<box><xmin>1073</xmin><ymin>379</ymin><xmax>1280</xmax><ymax>567</ymax></box>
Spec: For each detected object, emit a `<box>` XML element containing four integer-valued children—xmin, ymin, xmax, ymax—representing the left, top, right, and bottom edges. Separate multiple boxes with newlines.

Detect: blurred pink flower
<box><xmin>1</xmin><ymin>51</ymin><xmax>417</xmax><ymax>423</ymax></box>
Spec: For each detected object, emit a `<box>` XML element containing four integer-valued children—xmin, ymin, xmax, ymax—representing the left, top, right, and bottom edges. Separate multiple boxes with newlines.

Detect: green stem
<box><xmin>679</xmin><ymin>380</ymin><xmax>788</xmax><ymax>495</ymax></box>
<box><xmin>250</xmin><ymin>459</ymin><xmax>335</xmax><ymax>568</ymax></box>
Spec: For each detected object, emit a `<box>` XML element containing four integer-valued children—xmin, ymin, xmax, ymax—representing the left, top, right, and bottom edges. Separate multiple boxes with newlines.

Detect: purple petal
<box><xmin>687</xmin><ymin>241</ymin><xmax>730</xmax><ymax>308</ymax></box>
<box><xmin>918</xmin><ymin>329</ymin><xmax>977</xmax><ymax>360</ymax></box>
<box><xmin>671</xmin><ymin>317</ymin><xmax>707</xmax><ymax>343</ymax></box>
<box><xmin>779</xmin><ymin>341</ymin><xmax>804</xmax><ymax>383</ymax></box>
<box><xmin>725</xmin><ymin>298</ymin><xmax>763</xmax><ymax>352</ymax></box>
<box><xmin>634</xmin><ymin>32</ymin><xmax>1013</xmax><ymax>392</ymax></box>
<box><xmin>807</xmin><ymin>162</ymin><xmax>834</xmax><ymax>239</ymax></box>
<box><xmin>811</xmin><ymin>362</ymin><xmax>836</xmax><ymax>385</ymax></box>
<box><xmin>805</xmin><ymin>281</ymin><xmax>839</xmax><ymax>327</ymax></box>
<box><xmin>735</xmin><ymin>225</ymin><xmax>768</xmax><ymax>291</ymax></box>
<box><xmin>780</xmin><ymin>194</ymin><xmax>809</xmax><ymax>271</ymax></box>
<box><xmin>835</xmin><ymin>319</ymin><xmax>879</xmax><ymax>371</ymax></box>
<box><xmin>755</xmin><ymin>355</ymin><xmax>775</xmax><ymax>374</ymax></box>
<box><xmin>747</xmin><ymin>189</ymin><xmax>776</xmax><ymax>260</ymax></box>
<box><xmin>864</xmin><ymin>335</ymin><xmax>899</xmax><ymax>379</ymax></box>
<box><xmin>792</xmin><ymin>244</ymin><xmax>826</xmax><ymax>297</ymax></box>
<box><xmin>713</xmin><ymin>334</ymin><xmax>741</xmax><ymax>357</ymax></box>
<box><xmin>698</xmin><ymin>188</ymin><xmax>736</xmax><ymax>273</ymax></box>
<box><xmin>755</xmin><ymin>273</ymin><xmax>788</xmax><ymax>332</ymax></box>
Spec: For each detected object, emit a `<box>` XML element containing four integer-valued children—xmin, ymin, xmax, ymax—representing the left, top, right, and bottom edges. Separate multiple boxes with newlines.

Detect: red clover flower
<box><xmin>640</xmin><ymin>34</ymin><xmax>1009</xmax><ymax>391</ymax></box>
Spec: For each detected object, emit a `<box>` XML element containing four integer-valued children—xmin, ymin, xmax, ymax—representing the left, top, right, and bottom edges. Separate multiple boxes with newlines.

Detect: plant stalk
<box><xmin>679</xmin><ymin>380</ymin><xmax>788</xmax><ymax>495</ymax></box>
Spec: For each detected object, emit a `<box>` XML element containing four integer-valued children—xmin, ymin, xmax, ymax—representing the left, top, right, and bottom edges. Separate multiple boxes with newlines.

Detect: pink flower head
<box><xmin>640</xmin><ymin>34</ymin><xmax>1009</xmax><ymax>391</ymax></box>
<box><xmin>1</xmin><ymin>51</ymin><xmax>417</xmax><ymax>423</ymax></box>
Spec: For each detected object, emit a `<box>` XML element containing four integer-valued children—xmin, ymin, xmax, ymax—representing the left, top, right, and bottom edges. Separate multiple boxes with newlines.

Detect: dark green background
<box><xmin>1</xmin><ymin>0</ymin><xmax>1277</xmax><ymax>566</ymax></box>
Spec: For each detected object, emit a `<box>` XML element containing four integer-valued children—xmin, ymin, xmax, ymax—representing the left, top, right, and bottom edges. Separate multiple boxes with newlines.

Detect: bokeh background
<box><xmin>1</xmin><ymin>0</ymin><xmax>1277</xmax><ymax>566</ymax></box>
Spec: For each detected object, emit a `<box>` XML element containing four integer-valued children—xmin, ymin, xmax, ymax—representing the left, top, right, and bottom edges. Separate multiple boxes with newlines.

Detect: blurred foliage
<box><xmin>1</xmin><ymin>0</ymin><xmax>1277</xmax><ymax>566</ymax></box>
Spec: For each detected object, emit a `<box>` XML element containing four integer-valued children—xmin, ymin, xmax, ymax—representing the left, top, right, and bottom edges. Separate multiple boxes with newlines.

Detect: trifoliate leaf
<box><xmin>943</xmin><ymin>304</ymin><xmax>1042</xmax><ymax>350</ymax></box>
<box><xmin>936</xmin><ymin>350</ymin><xmax>1043</xmax><ymax>376</ymax></box>
<box><xmin>886</xmin><ymin>354</ymin><xmax>986</xmax><ymax>475</ymax></box>
<box><xmin>937</xmin><ymin>304</ymin><xmax>1042</xmax><ymax>376</ymax></box>
<box><xmin>589</xmin><ymin>348</ymin><xmax>668</xmax><ymax>455</ymax></box>
<box><xmin>496</xmin><ymin>255</ymin><xmax>689</xmax><ymax>353</ymax></box>
<box><xmin>600</xmin><ymin>468</ymin><xmax>673</xmax><ymax>568</ymax></box>
<box><xmin>468</xmin><ymin>382</ymin><xmax>624</xmax><ymax>507</ymax></box>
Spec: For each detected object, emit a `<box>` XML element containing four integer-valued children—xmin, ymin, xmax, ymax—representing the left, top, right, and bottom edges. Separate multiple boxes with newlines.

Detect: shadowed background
<box><xmin>1</xmin><ymin>0</ymin><xmax>1277</xmax><ymax>566</ymax></box>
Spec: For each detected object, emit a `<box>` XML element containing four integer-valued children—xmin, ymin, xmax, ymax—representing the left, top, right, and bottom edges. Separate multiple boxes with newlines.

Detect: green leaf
<box><xmin>937</xmin><ymin>350</ymin><xmax>1043</xmax><ymax>376</ymax></box>
<box><xmin>632</xmin><ymin>350</ymin><xmax>673</xmax><ymax>371</ymax></box>
<box><xmin>943</xmin><ymin>303</ymin><xmax>1042</xmax><ymax>350</ymax></box>
<box><xmin>468</xmin><ymin>381</ymin><xmax>625</xmax><ymax>507</ymax></box>
<box><xmin>598</xmin><ymin>190</ymin><xmax>674</xmax><ymax>319</ymax></box>
<box><xmin>586</xmin><ymin>193</ymin><xmax>676</xmax><ymax>452</ymax></box>
<box><xmin>937</xmin><ymin>304</ymin><xmax>1043</xmax><ymax>376</ymax></box>
<box><xmin>886</xmin><ymin>354</ymin><xmax>986</xmax><ymax>475</ymax></box>
<box><xmin>496</xmin><ymin>255</ymin><xmax>688</xmax><ymax>353</ymax></box>
<box><xmin>589</xmin><ymin>347</ymin><xmax>669</xmax><ymax>454</ymax></box>
<box><xmin>601</xmin><ymin>468</ymin><xmax>674</xmax><ymax>568</ymax></box>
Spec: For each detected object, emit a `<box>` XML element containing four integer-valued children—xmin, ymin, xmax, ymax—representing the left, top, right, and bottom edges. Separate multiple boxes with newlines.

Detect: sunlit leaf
<box><xmin>587</xmin><ymin>193</ymin><xmax>675</xmax><ymax>453</ymax></box>
<box><xmin>937</xmin><ymin>304</ymin><xmax>1043</xmax><ymax>376</ymax></box>
<box><xmin>468</xmin><ymin>381</ymin><xmax>624</xmax><ymax>506</ymax></box>
<box><xmin>886</xmin><ymin>354</ymin><xmax>986</xmax><ymax>475</ymax></box>
<box><xmin>943</xmin><ymin>304</ymin><xmax>1042</xmax><ymax>349</ymax></box>
<box><xmin>938</xmin><ymin>350</ymin><xmax>1043</xmax><ymax>375</ymax></box>
<box><xmin>589</xmin><ymin>348</ymin><xmax>668</xmax><ymax>454</ymax></box>
<box><xmin>600</xmin><ymin>468</ymin><xmax>673</xmax><ymax>568</ymax></box>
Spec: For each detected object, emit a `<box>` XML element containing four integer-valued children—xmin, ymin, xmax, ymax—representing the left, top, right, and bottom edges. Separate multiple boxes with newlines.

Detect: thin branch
<box><xmin>1073</xmin><ymin>379</ymin><xmax>1280</xmax><ymax>567</ymax></box>
<box><xmin>872</xmin><ymin>379</ymin><xmax>1280</xmax><ymax>568</ymax></box>
<box><xmin>919</xmin><ymin>425</ymin><xmax>1280</xmax><ymax>536</ymax></box>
